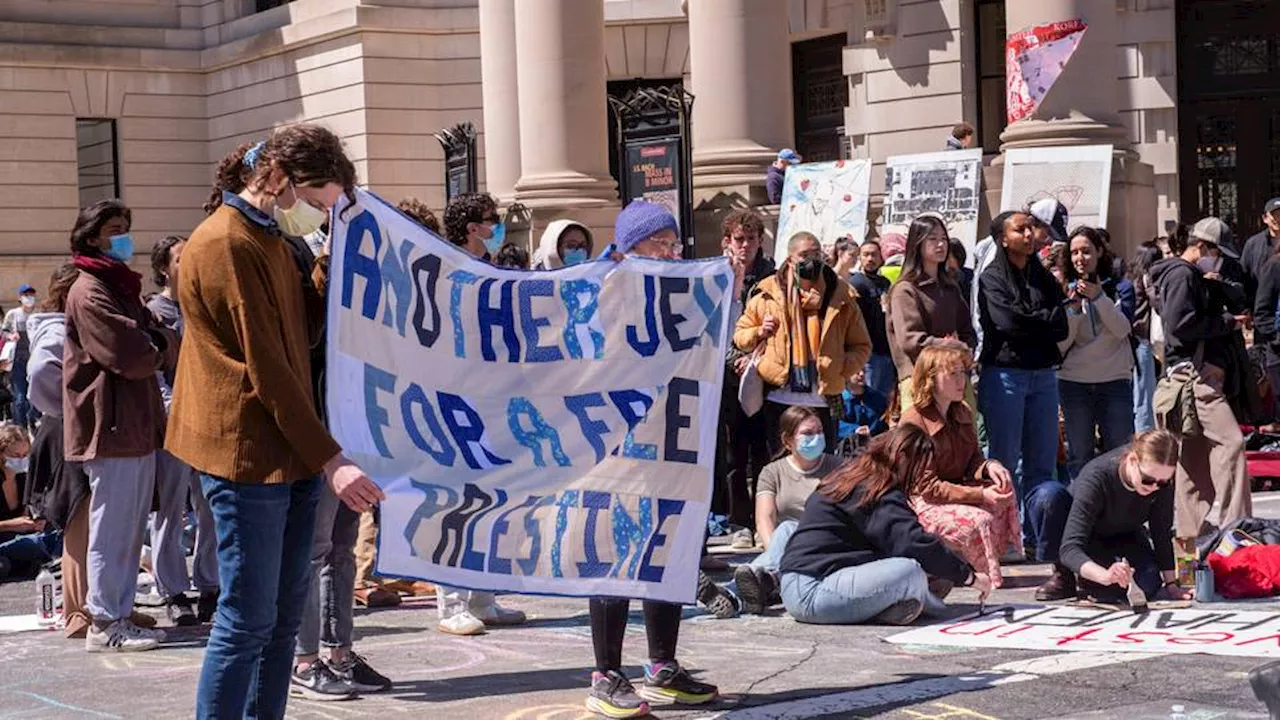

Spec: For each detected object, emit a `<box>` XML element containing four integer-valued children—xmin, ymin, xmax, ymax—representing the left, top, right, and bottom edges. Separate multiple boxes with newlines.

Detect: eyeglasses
<box><xmin>482</xmin><ymin>214</ymin><xmax>501</xmax><ymax>225</ymax></box>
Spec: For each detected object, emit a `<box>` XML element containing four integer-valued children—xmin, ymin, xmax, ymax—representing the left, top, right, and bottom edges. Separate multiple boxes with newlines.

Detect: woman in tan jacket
<box><xmin>734</xmin><ymin>231</ymin><xmax>872</xmax><ymax>455</ymax></box>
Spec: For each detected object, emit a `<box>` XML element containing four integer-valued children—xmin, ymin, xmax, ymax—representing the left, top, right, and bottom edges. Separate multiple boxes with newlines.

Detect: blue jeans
<box><xmin>863</xmin><ymin>353</ymin><xmax>897</xmax><ymax>400</ymax></box>
<box><xmin>196</xmin><ymin>475</ymin><xmax>320</xmax><ymax>720</ymax></box>
<box><xmin>781</xmin><ymin>558</ymin><xmax>947</xmax><ymax>624</ymax></box>
<box><xmin>979</xmin><ymin>366</ymin><xmax>1060</xmax><ymax>546</ymax></box>
<box><xmin>1059</xmin><ymin>378</ymin><xmax>1134</xmax><ymax>479</ymax></box>
<box><xmin>0</xmin><ymin>529</ymin><xmax>62</xmax><ymax>574</ymax></box>
<box><xmin>1133</xmin><ymin>340</ymin><xmax>1156</xmax><ymax>432</ymax></box>
<box><xmin>10</xmin><ymin>357</ymin><xmax>31</xmax><ymax>426</ymax></box>
<box><xmin>1025</xmin><ymin>481</ymin><xmax>1072</xmax><ymax>563</ymax></box>
<box><xmin>723</xmin><ymin>520</ymin><xmax>797</xmax><ymax>604</ymax></box>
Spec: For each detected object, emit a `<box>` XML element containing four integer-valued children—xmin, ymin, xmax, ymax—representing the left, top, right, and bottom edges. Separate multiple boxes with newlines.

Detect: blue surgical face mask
<box><xmin>106</xmin><ymin>234</ymin><xmax>134</xmax><ymax>263</ymax></box>
<box><xmin>562</xmin><ymin>248</ymin><xmax>589</xmax><ymax>266</ymax></box>
<box><xmin>795</xmin><ymin>433</ymin><xmax>825</xmax><ymax>461</ymax></box>
<box><xmin>484</xmin><ymin>222</ymin><xmax>506</xmax><ymax>255</ymax></box>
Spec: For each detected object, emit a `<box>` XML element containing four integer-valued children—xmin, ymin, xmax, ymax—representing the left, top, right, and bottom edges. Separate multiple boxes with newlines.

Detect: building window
<box><xmin>256</xmin><ymin>0</ymin><xmax>291</xmax><ymax>12</ymax></box>
<box><xmin>75</xmin><ymin>119</ymin><xmax>119</xmax><ymax>207</ymax></box>
<box><xmin>792</xmin><ymin>35</ymin><xmax>850</xmax><ymax>163</ymax></box>
<box><xmin>975</xmin><ymin>0</ymin><xmax>1007</xmax><ymax>152</ymax></box>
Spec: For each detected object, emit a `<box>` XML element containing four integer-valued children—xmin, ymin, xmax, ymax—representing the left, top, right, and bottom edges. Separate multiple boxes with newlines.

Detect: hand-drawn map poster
<box><xmin>1000</xmin><ymin>145</ymin><xmax>1113</xmax><ymax>231</ymax></box>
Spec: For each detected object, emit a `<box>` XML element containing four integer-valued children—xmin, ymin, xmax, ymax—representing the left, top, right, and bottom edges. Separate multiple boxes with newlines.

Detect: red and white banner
<box><xmin>1006</xmin><ymin>19</ymin><xmax>1087</xmax><ymax>125</ymax></box>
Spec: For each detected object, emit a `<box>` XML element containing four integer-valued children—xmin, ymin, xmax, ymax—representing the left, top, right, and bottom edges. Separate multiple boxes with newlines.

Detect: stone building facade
<box><xmin>0</xmin><ymin>0</ymin><xmax>1268</xmax><ymax>294</ymax></box>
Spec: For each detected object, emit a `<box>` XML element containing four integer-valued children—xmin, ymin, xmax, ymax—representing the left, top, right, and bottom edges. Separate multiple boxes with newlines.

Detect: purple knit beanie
<box><xmin>613</xmin><ymin>200</ymin><xmax>679</xmax><ymax>254</ymax></box>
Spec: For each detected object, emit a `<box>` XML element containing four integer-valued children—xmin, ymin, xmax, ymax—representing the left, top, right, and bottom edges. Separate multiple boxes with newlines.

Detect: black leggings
<box><xmin>589</xmin><ymin>598</ymin><xmax>682</xmax><ymax>672</ymax></box>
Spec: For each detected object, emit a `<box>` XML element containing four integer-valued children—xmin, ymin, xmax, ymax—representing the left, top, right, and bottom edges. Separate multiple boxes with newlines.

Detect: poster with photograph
<box><xmin>999</xmin><ymin>145</ymin><xmax>1113</xmax><ymax>231</ymax></box>
<box><xmin>774</xmin><ymin>159</ymin><xmax>873</xmax><ymax>260</ymax></box>
<box><xmin>884</xmin><ymin>149</ymin><xmax>983</xmax><ymax>264</ymax></box>
<box><xmin>625</xmin><ymin>140</ymin><xmax>683</xmax><ymax>233</ymax></box>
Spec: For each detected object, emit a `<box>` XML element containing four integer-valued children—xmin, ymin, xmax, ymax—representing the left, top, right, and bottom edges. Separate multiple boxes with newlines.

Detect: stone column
<box><xmin>993</xmin><ymin>0</ymin><xmax>1155</xmax><ymax>257</ymax></box>
<box><xmin>687</xmin><ymin>0</ymin><xmax>793</xmax><ymax>202</ymax></box>
<box><xmin>477</xmin><ymin>0</ymin><xmax>521</xmax><ymax>205</ymax></box>
<box><xmin>512</xmin><ymin>0</ymin><xmax>617</xmax><ymax>209</ymax></box>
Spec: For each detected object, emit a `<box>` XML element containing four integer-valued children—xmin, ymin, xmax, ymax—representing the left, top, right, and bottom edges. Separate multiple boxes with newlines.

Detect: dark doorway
<box><xmin>792</xmin><ymin>34</ymin><xmax>849</xmax><ymax>162</ymax></box>
<box><xmin>1177</xmin><ymin>0</ymin><xmax>1280</xmax><ymax>234</ymax></box>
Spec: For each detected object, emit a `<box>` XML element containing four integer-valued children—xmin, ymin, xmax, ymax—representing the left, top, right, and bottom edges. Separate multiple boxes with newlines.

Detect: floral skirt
<box><xmin>910</xmin><ymin>496</ymin><xmax>1022</xmax><ymax>588</ymax></box>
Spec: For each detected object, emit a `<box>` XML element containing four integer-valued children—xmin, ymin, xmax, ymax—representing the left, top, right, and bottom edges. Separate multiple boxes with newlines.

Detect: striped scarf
<box><xmin>786</xmin><ymin>279</ymin><xmax>824</xmax><ymax>392</ymax></box>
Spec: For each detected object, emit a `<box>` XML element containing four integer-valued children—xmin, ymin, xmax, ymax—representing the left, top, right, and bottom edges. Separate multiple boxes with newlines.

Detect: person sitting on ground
<box><xmin>584</xmin><ymin>199</ymin><xmax>717</xmax><ymax>720</ymax></box>
<box><xmin>899</xmin><ymin>343</ymin><xmax>1021</xmax><ymax>588</ymax></box>
<box><xmin>1034</xmin><ymin>429</ymin><xmax>1194</xmax><ymax>604</ymax></box>
<box><xmin>837</xmin><ymin>368</ymin><xmax>888</xmax><ymax>443</ymax></box>
<box><xmin>702</xmin><ymin>406</ymin><xmax>845</xmax><ymax>617</ymax></box>
<box><xmin>0</xmin><ymin>424</ymin><xmax>56</xmax><ymax>581</ymax></box>
<box><xmin>533</xmin><ymin>219</ymin><xmax>594</xmax><ymax>269</ymax></box>
<box><xmin>779</xmin><ymin>425</ymin><xmax>992</xmax><ymax>625</ymax></box>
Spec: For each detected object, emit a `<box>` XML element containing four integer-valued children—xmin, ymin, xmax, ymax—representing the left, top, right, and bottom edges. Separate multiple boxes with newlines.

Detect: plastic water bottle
<box><xmin>35</xmin><ymin>567</ymin><xmax>56</xmax><ymax>626</ymax></box>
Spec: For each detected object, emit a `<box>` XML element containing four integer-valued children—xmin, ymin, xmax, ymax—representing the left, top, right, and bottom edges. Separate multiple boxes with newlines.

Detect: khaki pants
<box><xmin>1175</xmin><ymin>378</ymin><xmax>1252</xmax><ymax>538</ymax></box>
<box><xmin>355</xmin><ymin>510</ymin><xmax>378</xmax><ymax>588</ymax></box>
<box><xmin>61</xmin><ymin>500</ymin><xmax>90</xmax><ymax>639</ymax></box>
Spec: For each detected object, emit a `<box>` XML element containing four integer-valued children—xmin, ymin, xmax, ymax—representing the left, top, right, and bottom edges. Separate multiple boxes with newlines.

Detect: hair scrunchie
<box><xmin>243</xmin><ymin>141</ymin><xmax>266</xmax><ymax>170</ymax></box>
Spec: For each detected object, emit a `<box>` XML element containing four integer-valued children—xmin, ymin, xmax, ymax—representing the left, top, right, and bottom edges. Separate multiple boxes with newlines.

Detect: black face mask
<box><xmin>796</xmin><ymin>257</ymin><xmax>823</xmax><ymax>281</ymax></box>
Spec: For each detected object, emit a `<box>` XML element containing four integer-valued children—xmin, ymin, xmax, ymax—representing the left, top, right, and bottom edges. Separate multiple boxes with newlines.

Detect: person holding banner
<box><xmin>779</xmin><ymin>425</ymin><xmax>991</xmax><ymax>625</ymax></box>
<box><xmin>1048</xmin><ymin>429</ymin><xmax>1193</xmax><ymax>605</ymax></box>
<box><xmin>169</xmin><ymin>124</ymin><xmax>386</xmax><ymax>719</ymax></box>
<box><xmin>584</xmin><ymin>199</ymin><xmax>718</xmax><ymax>719</ymax></box>
<box><xmin>886</xmin><ymin>213</ymin><xmax>976</xmax><ymax>413</ymax></box>
<box><xmin>734</xmin><ymin>231</ymin><xmax>872</xmax><ymax>456</ymax></box>
<box><xmin>533</xmin><ymin>219</ymin><xmax>595</xmax><ymax>269</ymax></box>
<box><xmin>976</xmin><ymin>210</ymin><xmax>1070</xmax><ymax>555</ymax></box>
<box><xmin>443</xmin><ymin>192</ymin><xmax>505</xmax><ymax>261</ymax></box>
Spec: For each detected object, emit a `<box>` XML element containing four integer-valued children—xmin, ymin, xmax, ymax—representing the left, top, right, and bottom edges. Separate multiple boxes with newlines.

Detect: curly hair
<box><xmin>493</xmin><ymin>243</ymin><xmax>529</xmax><ymax>270</ymax></box>
<box><xmin>150</xmin><ymin>235</ymin><xmax>186</xmax><ymax>288</ymax></box>
<box><xmin>721</xmin><ymin>209</ymin><xmax>765</xmax><ymax>241</ymax></box>
<box><xmin>397</xmin><ymin>197</ymin><xmax>440</xmax><ymax>233</ymax></box>
<box><xmin>69</xmin><ymin>199</ymin><xmax>131</xmax><ymax>256</ymax></box>
<box><xmin>42</xmin><ymin>264</ymin><xmax>79</xmax><ymax>313</ymax></box>
<box><xmin>443</xmin><ymin>193</ymin><xmax>498</xmax><ymax>247</ymax></box>
<box><xmin>203</xmin><ymin>124</ymin><xmax>357</xmax><ymax>217</ymax></box>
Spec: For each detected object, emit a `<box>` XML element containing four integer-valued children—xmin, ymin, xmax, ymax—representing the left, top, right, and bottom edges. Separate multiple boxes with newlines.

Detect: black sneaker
<box><xmin>871</xmin><ymin>598</ymin><xmax>924</xmax><ymax>626</ymax></box>
<box><xmin>734</xmin><ymin>565</ymin><xmax>778</xmax><ymax>615</ymax></box>
<box><xmin>696</xmin><ymin>571</ymin><xmax>738</xmax><ymax>619</ymax></box>
<box><xmin>165</xmin><ymin>596</ymin><xmax>198</xmax><ymax>627</ymax></box>
<box><xmin>331</xmin><ymin>652</ymin><xmax>392</xmax><ymax>693</ymax></box>
<box><xmin>290</xmin><ymin>660</ymin><xmax>356</xmax><ymax>701</ymax></box>
<box><xmin>585</xmin><ymin>670</ymin><xmax>650</xmax><ymax>718</ymax></box>
<box><xmin>639</xmin><ymin>661</ymin><xmax>717</xmax><ymax>706</ymax></box>
<box><xmin>197</xmin><ymin>590</ymin><xmax>218</xmax><ymax>624</ymax></box>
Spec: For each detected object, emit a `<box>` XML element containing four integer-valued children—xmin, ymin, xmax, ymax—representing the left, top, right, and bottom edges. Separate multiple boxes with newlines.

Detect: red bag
<box><xmin>1208</xmin><ymin>544</ymin><xmax>1280</xmax><ymax>599</ymax></box>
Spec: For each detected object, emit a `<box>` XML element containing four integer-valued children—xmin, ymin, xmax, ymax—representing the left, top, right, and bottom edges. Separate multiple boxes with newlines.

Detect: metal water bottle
<box><xmin>35</xmin><ymin>567</ymin><xmax>56</xmax><ymax>625</ymax></box>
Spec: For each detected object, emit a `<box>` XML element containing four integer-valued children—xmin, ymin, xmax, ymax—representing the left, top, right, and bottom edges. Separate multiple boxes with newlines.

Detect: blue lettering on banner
<box><xmin>577</xmin><ymin>491</ymin><xmax>612</xmax><ymax>578</ymax></box>
<box><xmin>659</xmin><ymin>277</ymin><xmax>697</xmax><ymax>352</ymax></box>
<box><xmin>403</xmin><ymin>480</ymin><xmax>458</xmax><ymax>555</ymax></box>
<box><xmin>518</xmin><ymin>279</ymin><xmax>564</xmax><ymax>363</ymax></box>
<box><xmin>341</xmin><ymin>209</ymin><xmax>382</xmax><ymax>320</ymax></box>
<box><xmin>519</xmin><ymin>495</ymin><xmax>555</xmax><ymax>576</ymax></box>
<box><xmin>611</xmin><ymin>497</ymin><xmax>653</xmax><ymax>579</ymax></box>
<box><xmin>439</xmin><ymin>393</ymin><xmax>512</xmax><ymax>470</ymax></box>
<box><xmin>447</xmin><ymin>270</ymin><xmax>480</xmax><ymax>358</ymax></box>
<box><xmin>363</xmin><ymin>363</ymin><xmax>396</xmax><ymax>459</ymax></box>
<box><xmin>507</xmin><ymin>397</ymin><xmax>571</xmax><ymax>467</ymax></box>
<box><xmin>607</xmin><ymin>389</ymin><xmax>657</xmax><ymax>460</ymax></box>
<box><xmin>691</xmin><ymin>274</ymin><xmax>729</xmax><ymax>347</ymax></box>
<box><xmin>477</xmin><ymin>278</ymin><xmax>520</xmax><ymax>362</ymax></box>
<box><xmin>664</xmin><ymin>377</ymin><xmax>699</xmax><ymax>465</ymax></box>
<box><xmin>401</xmin><ymin>383</ymin><xmax>457</xmax><ymax>467</ymax></box>
<box><xmin>564</xmin><ymin>393</ymin><xmax>611</xmax><ymax>463</ymax></box>
<box><xmin>462</xmin><ymin>487</ymin><xmax>507</xmax><ymax>572</ymax></box>
<box><xmin>410</xmin><ymin>253</ymin><xmax>443</xmax><ymax>348</ymax></box>
<box><xmin>626</xmin><ymin>275</ymin><xmax>660</xmax><ymax>357</ymax></box>
<box><xmin>550</xmin><ymin>490</ymin><xmax>580</xmax><ymax>578</ymax></box>
<box><xmin>434</xmin><ymin>483</ymin><xmax>495</xmax><ymax>566</ymax></box>
<box><xmin>380</xmin><ymin>235</ymin><xmax>414</xmax><ymax>336</ymax></box>
<box><xmin>639</xmin><ymin>498</ymin><xmax>686</xmax><ymax>583</ymax></box>
<box><xmin>560</xmin><ymin>279</ymin><xmax>605</xmax><ymax>360</ymax></box>
<box><xmin>487</xmin><ymin>494</ymin><xmax>541</xmax><ymax>576</ymax></box>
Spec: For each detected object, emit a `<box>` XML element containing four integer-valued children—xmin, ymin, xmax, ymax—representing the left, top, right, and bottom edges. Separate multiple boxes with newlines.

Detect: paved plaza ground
<box><xmin>4</xmin><ymin>496</ymin><xmax>1280</xmax><ymax>719</ymax></box>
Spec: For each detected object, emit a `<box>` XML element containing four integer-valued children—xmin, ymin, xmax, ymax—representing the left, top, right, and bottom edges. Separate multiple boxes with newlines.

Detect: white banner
<box><xmin>327</xmin><ymin>189</ymin><xmax>732</xmax><ymax>604</ymax></box>
<box><xmin>887</xmin><ymin>604</ymin><xmax>1280</xmax><ymax>658</ymax></box>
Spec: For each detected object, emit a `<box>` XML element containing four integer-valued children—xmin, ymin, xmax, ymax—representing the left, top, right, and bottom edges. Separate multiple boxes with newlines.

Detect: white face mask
<box><xmin>273</xmin><ymin>183</ymin><xmax>328</xmax><ymax>237</ymax></box>
<box><xmin>20</xmin><ymin>296</ymin><xmax>35</xmax><ymax>309</ymax></box>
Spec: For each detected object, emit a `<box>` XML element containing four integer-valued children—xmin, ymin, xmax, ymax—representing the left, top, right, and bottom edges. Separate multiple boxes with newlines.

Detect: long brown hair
<box><xmin>775</xmin><ymin>405</ymin><xmax>821</xmax><ymax>460</ymax></box>
<box><xmin>818</xmin><ymin>425</ymin><xmax>935</xmax><ymax>506</ymax></box>
<box><xmin>43</xmin><ymin>264</ymin><xmax>79</xmax><ymax>313</ymax></box>
<box><xmin>203</xmin><ymin>124</ymin><xmax>357</xmax><ymax>217</ymax></box>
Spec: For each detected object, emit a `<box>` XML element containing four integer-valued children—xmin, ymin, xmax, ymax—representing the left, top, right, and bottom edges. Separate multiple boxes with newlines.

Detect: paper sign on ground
<box><xmin>775</xmin><ymin>159</ymin><xmax>873</xmax><ymax>260</ymax></box>
<box><xmin>327</xmin><ymin>189</ymin><xmax>732</xmax><ymax>605</ymax></box>
<box><xmin>886</xmin><ymin>604</ymin><xmax>1280</xmax><ymax>658</ymax></box>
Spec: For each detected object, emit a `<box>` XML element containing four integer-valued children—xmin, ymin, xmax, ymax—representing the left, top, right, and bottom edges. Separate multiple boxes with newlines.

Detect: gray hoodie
<box><xmin>25</xmin><ymin>311</ymin><xmax>65</xmax><ymax>418</ymax></box>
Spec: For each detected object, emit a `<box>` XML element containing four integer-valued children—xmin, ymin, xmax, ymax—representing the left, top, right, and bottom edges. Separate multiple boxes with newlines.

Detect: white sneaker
<box><xmin>129</xmin><ymin>620</ymin><xmax>166</xmax><ymax>642</ymax></box>
<box><xmin>437</xmin><ymin>611</ymin><xmax>486</xmax><ymax>636</ymax></box>
<box><xmin>731</xmin><ymin>528</ymin><xmax>756</xmax><ymax>550</ymax></box>
<box><xmin>86</xmin><ymin>619</ymin><xmax>160</xmax><ymax>653</ymax></box>
<box><xmin>469</xmin><ymin>600</ymin><xmax>527</xmax><ymax>627</ymax></box>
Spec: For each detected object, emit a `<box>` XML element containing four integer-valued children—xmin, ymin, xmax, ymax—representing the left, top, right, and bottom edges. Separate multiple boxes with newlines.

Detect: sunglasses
<box><xmin>1136</xmin><ymin>465</ymin><xmax>1171</xmax><ymax>489</ymax></box>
